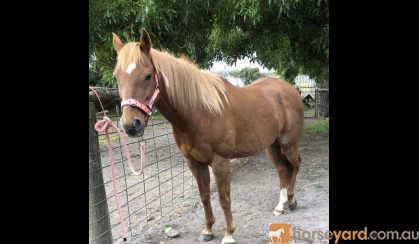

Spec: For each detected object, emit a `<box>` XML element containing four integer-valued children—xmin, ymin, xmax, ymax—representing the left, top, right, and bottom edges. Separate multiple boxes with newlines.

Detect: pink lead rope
<box><xmin>89</xmin><ymin>87</ymin><xmax>145</xmax><ymax>241</ymax></box>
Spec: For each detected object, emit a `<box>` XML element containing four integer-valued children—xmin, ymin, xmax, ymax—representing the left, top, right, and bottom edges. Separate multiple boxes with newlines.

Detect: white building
<box><xmin>294</xmin><ymin>75</ymin><xmax>316</xmax><ymax>99</ymax></box>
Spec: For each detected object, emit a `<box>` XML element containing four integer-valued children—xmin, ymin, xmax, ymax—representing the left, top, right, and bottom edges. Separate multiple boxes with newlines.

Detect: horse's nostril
<box><xmin>133</xmin><ymin>118</ymin><xmax>142</xmax><ymax>131</ymax></box>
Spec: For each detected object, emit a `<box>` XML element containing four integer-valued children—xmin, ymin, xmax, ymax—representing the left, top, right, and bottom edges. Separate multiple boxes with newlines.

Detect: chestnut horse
<box><xmin>112</xmin><ymin>29</ymin><xmax>304</xmax><ymax>244</ymax></box>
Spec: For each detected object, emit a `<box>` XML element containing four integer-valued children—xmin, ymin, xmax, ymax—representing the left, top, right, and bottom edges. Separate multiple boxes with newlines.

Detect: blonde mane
<box><xmin>114</xmin><ymin>42</ymin><xmax>228</xmax><ymax>115</ymax></box>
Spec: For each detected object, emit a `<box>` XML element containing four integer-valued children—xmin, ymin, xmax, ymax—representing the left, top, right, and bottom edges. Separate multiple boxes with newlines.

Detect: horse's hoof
<box><xmin>272</xmin><ymin>210</ymin><xmax>284</xmax><ymax>216</ymax></box>
<box><xmin>289</xmin><ymin>199</ymin><xmax>297</xmax><ymax>211</ymax></box>
<box><xmin>198</xmin><ymin>233</ymin><xmax>214</xmax><ymax>242</ymax></box>
<box><xmin>221</xmin><ymin>234</ymin><xmax>235</xmax><ymax>244</ymax></box>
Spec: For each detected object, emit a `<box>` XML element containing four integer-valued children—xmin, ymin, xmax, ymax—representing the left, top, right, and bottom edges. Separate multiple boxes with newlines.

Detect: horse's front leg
<box><xmin>212</xmin><ymin>155</ymin><xmax>235</xmax><ymax>244</ymax></box>
<box><xmin>186</xmin><ymin>159</ymin><xmax>215</xmax><ymax>242</ymax></box>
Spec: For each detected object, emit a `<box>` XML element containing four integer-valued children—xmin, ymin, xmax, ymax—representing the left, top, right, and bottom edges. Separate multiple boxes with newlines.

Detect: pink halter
<box><xmin>120</xmin><ymin>72</ymin><xmax>162</xmax><ymax>125</ymax></box>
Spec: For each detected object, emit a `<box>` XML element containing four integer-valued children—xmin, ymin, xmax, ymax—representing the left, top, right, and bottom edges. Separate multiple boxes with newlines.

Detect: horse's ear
<box><xmin>139</xmin><ymin>28</ymin><xmax>152</xmax><ymax>54</ymax></box>
<box><xmin>112</xmin><ymin>33</ymin><xmax>123</xmax><ymax>53</ymax></box>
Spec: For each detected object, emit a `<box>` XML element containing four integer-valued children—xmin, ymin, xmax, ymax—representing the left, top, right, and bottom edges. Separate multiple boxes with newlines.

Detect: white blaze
<box><xmin>126</xmin><ymin>62</ymin><xmax>136</xmax><ymax>74</ymax></box>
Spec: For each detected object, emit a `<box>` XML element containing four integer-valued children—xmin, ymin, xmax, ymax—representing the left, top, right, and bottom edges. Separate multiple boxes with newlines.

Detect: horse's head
<box><xmin>112</xmin><ymin>29</ymin><xmax>158</xmax><ymax>137</ymax></box>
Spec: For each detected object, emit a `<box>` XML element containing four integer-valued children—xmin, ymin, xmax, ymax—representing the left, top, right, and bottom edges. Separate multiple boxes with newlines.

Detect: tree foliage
<box><xmin>228</xmin><ymin>67</ymin><xmax>264</xmax><ymax>86</ymax></box>
<box><xmin>89</xmin><ymin>0</ymin><xmax>328</xmax><ymax>87</ymax></box>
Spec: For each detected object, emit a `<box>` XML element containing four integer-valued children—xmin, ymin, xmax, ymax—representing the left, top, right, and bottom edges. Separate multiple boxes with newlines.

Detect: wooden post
<box><xmin>115</xmin><ymin>104</ymin><xmax>121</xmax><ymax>116</ymax></box>
<box><xmin>314</xmin><ymin>88</ymin><xmax>318</xmax><ymax>118</ymax></box>
<box><xmin>89</xmin><ymin>102</ymin><xmax>113</xmax><ymax>244</ymax></box>
<box><xmin>317</xmin><ymin>89</ymin><xmax>329</xmax><ymax>118</ymax></box>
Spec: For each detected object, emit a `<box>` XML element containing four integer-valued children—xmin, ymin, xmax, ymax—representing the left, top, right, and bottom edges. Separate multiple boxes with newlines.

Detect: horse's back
<box><xmin>244</xmin><ymin>76</ymin><xmax>303</xmax><ymax>114</ymax></box>
<box><xmin>243</xmin><ymin>77</ymin><xmax>304</xmax><ymax>146</ymax></box>
<box><xmin>218</xmin><ymin>77</ymin><xmax>304</xmax><ymax>157</ymax></box>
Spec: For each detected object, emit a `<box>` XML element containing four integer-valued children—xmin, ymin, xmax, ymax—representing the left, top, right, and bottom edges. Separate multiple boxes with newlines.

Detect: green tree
<box><xmin>89</xmin><ymin>0</ymin><xmax>328</xmax><ymax>87</ymax></box>
<box><xmin>214</xmin><ymin>0</ymin><xmax>329</xmax><ymax>86</ymax></box>
<box><xmin>228</xmin><ymin>67</ymin><xmax>264</xmax><ymax>86</ymax></box>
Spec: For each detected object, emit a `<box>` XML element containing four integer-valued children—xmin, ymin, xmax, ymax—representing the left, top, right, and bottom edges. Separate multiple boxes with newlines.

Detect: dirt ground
<box><xmin>127</xmin><ymin>119</ymin><xmax>329</xmax><ymax>244</ymax></box>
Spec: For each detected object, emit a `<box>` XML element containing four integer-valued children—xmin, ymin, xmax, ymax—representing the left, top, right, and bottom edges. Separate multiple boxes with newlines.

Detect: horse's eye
<box><xmin>145</xmin><ymin>74</ymin><xmax>152</xmax><ymax>80</ymax></box>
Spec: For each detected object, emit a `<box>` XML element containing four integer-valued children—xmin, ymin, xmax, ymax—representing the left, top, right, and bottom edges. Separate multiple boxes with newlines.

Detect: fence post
<box><xmin>317</xmin><ymin>89</ymin><xmax>329</xmax><ymax>118</ymax></box>
<box><xmin>89</xmin><ymin>102</ymin><xmax>113</xmax><ymax>244</ymax></box>
<box><xmin>115</xmin><ymin>104</ymin><xmax>120</xmax><ymax>116</ymax></box>
<box><xmin>314</xmin><ymin>88</ymin><xmax>318</xmax><ymax>118</ymax></box>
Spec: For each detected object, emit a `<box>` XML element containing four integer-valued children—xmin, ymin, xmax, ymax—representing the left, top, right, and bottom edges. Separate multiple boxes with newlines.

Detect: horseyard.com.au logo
<box><xmin>268</xmin><ymin>223</ymin><xmax>290</xmax><ymax>244</ymax></box>
<box><xmin>267</xmin><ymin>224</ymin><xmax>419</xmax><ymax>243</ymax></box>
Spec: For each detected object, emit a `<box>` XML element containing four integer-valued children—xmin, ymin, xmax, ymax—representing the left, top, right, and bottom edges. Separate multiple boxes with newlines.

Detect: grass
<box><xmin>98</xmin><ymin>133</ymin><xmax>119</xmax><ymax>145</ymax></box>
<box><xmin>304</xmin><ymin>107</ymin><xmax>315</xmax><ymax>117</ymax></box>
<box><xmin>152</xmin><ymin>112</ymin><xmax>164</xmax><ymax>120</ymax></box>
<box><xmin>303</xmin><ymin>119</ymin><xmax>329</xmax><ymax>136</ymax></box>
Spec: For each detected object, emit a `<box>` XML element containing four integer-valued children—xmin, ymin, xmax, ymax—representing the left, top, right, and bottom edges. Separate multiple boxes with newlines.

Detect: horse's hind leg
<box><xmin>267</xmin><ymin>140</ymin><xmax>291</xmax><ymax>215</ymax></box>
<box><xmin>187</xmin><ymin>159</ymin><xmax>215</xmax><ymax>242</ymax></box>
<box><xmin>282</xmin><ymin>144</ymin><xmax>301</xmax><ymax>210</ymax></box>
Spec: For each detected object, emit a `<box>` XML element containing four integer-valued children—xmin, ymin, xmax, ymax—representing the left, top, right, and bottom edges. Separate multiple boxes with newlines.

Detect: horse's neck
<box><xmin>155</xmin><ymin>75</ymin><xmax>234</xmax><ymax>133</ymax></box>
<box><xmin>155</xmin><ymin>89</ymin><xmax>191</xmax><ymax>132</ymax></box>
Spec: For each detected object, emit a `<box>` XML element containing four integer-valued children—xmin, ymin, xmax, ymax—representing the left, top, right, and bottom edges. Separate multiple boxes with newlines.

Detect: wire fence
<box><xmin>89</xmin><ymin>94</ymin><xmax>196</xmax><ymax>244</ymax></box>
<box><xmin>88</xmin><ymin>85</ymin><xmax>328</xmax><ymax>243</ymax></box>
<box><xmin>297</xmin><ymin>86</ymin><xmax>317</xmax><ymax>118</ymax></box>
<box><xmin>297</xmin><ymin>86</ymin><xmax>328</xmax><ymax>118</ymax></box>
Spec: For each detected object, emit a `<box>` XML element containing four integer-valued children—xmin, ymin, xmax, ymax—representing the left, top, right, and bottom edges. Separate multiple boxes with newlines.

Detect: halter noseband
<box><xmin>120</xmin><ymin>72</ymin><xmax>161</xmax><ymax>125</ymax></box>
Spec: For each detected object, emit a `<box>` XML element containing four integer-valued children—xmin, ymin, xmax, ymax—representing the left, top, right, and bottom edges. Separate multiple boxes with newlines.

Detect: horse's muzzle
<box><xmin>122</xmin><ymin>117</ymin><xmax>145</xmax><ymax>137</ymax></box>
